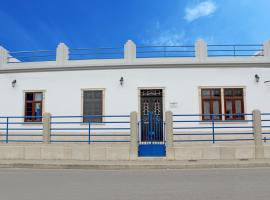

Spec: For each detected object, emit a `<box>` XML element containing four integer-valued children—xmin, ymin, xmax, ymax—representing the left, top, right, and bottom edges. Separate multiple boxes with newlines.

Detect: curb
<box><xmin>1</xmin><ymin>160</ymin><xmax>270</xmax><ymax>170</ymax></box>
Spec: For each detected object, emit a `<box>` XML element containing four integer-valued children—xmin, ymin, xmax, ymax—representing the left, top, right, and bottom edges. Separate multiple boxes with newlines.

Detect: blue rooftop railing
<box><xmin>7</xmin><ymin>50</ymin><xmax>56</xmax><ymax>63</ymax></box>
<box><xmin>173</xmin><ymin>113</ymin><xmax>254</xmax><ymax>143</ymax></box>
<box><xmin>5</xmin><ymin>42</ymin><xmax>266</xmax><ymax>63</ymax></box>
<box><xmin>208</xmin><ymin>44</ymin><xmax>264</xmax><ymax>57</ymax></box>
<box><xmin>69</xmin><ymin>47</ymin><xmax>124</xmax><ymax>60</ymax></box>
<box><xmin>136</xmin><ymin>45</ymin><xmax>196</xmax><ymax>58</ymax></box>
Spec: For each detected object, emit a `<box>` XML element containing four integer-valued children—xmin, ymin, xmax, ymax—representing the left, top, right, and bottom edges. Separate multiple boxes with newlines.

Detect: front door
<box><xmin>138</xmin><ymin>89</ymin><xmax>166</xmax><ymax>157</ymax></box>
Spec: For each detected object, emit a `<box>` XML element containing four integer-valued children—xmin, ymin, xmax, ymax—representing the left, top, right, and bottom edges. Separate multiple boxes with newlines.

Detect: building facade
<box><xmin>0</xmin><ymin>39</ymin><xmax>270</xmax><ymax>160</ymax></box>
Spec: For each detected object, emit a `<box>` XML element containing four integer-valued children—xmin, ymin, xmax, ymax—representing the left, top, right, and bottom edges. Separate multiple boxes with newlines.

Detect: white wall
<box><xmin>1</xmin><ymin>67</ymin><xmax>270</xmax><ymax>116</ymax></box>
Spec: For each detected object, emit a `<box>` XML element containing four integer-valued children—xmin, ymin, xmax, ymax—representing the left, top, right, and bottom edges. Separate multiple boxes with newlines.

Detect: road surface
<box><xmin>0</xmin><ymin>167</ymin><xmax>269</xmax><ymax>200</ymax></box>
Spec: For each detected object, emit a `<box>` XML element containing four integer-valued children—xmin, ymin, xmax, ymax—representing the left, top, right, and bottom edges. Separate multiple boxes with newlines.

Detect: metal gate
<box><xmin>138</xmin><ymin>89</ymin><xmax>166</xmax><ymax>157</ymax></box>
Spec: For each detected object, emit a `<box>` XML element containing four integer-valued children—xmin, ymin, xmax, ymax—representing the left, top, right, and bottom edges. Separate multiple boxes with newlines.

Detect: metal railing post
<box><xmin>88</xmin><ymin>122</ymin><xmax>91</xmax><ymax>144</ymax></box>
<box><xmin>212</xmin><ymin>115</ymin><xmax>215</xmax><ymax>143</ymax></box>
<box><xmin>252</xmin><ymin>110</ymin><xmax>264</xmax><ymax>159</ymax></box>
<box><xmin>164</xmin><ymin>46</ymin><xmax>166</xmax><ymax>57</ymax></box>
<box><xmin>130</xmin><ymin>111</ymin><xmax>138</xmax><ymax>160</ymax></box>
<box><xmin>6</xmin><ymin>117</ymin><xmax>9</xmax><ymax>143</ymax></box>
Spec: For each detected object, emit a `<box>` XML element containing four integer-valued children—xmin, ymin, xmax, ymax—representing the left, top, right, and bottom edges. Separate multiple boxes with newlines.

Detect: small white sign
<box><xmin>170</xmin><ymin>102</ymin><xmax>178</xmax><ymax>108</ymax></box>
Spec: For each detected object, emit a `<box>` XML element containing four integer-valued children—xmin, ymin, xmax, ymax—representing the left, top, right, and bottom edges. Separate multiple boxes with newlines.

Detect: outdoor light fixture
<box><xmin>120</xmin><ymin>77</ymin><xmax>124</xmax><ymax>86</ymax></box>
<box><xmin>264</xmin><ymin>80</ymin><xmax>270</xmax><ymax>86</ymax></box>
<box><xmin>255</xmin><ymin>74</ymin><xmax>260</xmax><ymax>83</ymax></box>
<box><xmin>11</xmin><ymin>80</ymin><xmax>17</xmax><ymax>88</ymax></box>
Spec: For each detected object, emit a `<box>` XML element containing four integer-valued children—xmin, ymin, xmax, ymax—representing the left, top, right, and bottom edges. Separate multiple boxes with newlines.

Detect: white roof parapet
<box><xmin>56</xmin><ymin>42</ymin><xmax>69</xmax><ymax>65</ymax></box>
<box><xmin>1</xmin><ymin>38</ymin><xmax>270</xmax><ymax>72</ymax></box>
<box><xmin>0</xmin><ymin>46</ymin><xmax>8</xmax><ymax>66</ymax></box>
<box><xmin>124</xmin><ymin>40</ymin><xmax>136</xmax><ymax>62</ymax></box>
<box><xmin>263</xmin><ymin>39</ymin><xmax>270</xmax><ymax>57</ymax></box>
<box><xmin>195</xmin><ymin>39</ymin><xmax>208</xmax><ymax>62</ymax></box>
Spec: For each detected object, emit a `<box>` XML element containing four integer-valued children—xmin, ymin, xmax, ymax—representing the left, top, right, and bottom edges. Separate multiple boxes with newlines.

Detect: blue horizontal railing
<box><xmin>50</xmin><ymin>115</ymin><xmax>130</xmax><ymax>143</ymax></box>
<box><xmin>173</xmin><ymin>113</ymin><xmax>254</xmax><ymax>143</ymax></box>
<box><xmin>136</xmin><ymin>45</ymin><xmax>196</xmax><ymax>58</ymax></box>
<box><xmin>208</xmin><ymin>44</ymin><xmax>264</xmax><ymax>57</ymax></box>
<box><xmin>260</xmin><ymin>113</ymin><xmax>270</xmax><ymax>143</ymax></box>
<box><xmin>2</xmin><ymin>113</ymin><xmax>270</xmax><ymax>144</ymax></box>
<box><xmin>0</xmin><ymin>115</ymin><xmax>130</xmax><ymax>143</ymax></box>
<box><xmin>69</xmin><ymin>47</ymin><xmax>124</xmax><ymax>60</ymax></box>
<box><xmin>8</xmin><ymin>50</ymin><xmax>56</xmax><ymax>63</ymax></box>
<box><xmin>0</xmin><ymin>116</ymin><xmax>43</xmax><ymax>143</ymax></box>
<box><xmin>6</xmin><ymin>43</ymin><xmax>265</xmax><ymax>62</ymax></box>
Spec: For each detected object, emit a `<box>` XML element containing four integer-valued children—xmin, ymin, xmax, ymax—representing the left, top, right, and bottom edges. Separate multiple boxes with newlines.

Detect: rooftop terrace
<box><xmin>0</xmin><ymin>39</ymin><xmax>270</xmax><ymax>73</ymax></box>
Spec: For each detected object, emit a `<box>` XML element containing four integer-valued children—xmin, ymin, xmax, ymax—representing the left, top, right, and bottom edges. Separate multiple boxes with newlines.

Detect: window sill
<box><xmin>80</xmin><ymin>122</ymin><xmax>106</xmax><ymax>126</ymax></box>
<box><xmin>21</xmin><ymin>122</ymin><xmax>43</xmax><ymax>126</ymax></box>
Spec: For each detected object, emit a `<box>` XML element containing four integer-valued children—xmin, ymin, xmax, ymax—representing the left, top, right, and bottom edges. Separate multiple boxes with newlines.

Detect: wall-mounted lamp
<box><xmin>11</xmin><ymin>80</ymin><xmax>17</xmax><ymax>88</ymax></box>
<box><xmin>264</xmin><ymin>80</ymin><xmax>270</xmax><ymax>86</ymax></box>
<box><xmin>119</xmin><ymin>77</ymin><xmax>124</xmax><ymax>86</ymax></box>
<box><xmin>255</xmin><ymin>74</ymin><xmax>260</xmax><ymax>83</ymax></box>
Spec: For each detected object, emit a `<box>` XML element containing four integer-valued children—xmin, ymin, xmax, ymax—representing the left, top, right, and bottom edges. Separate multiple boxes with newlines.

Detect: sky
<box><xmin>0</xmin><ymin>0</ymin><xmax>270</xmax><ymax>51</ymax></box>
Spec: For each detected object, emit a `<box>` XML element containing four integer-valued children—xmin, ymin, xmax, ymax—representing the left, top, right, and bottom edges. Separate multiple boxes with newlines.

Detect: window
<box><xmin>24</xmin><ymin>92</ymin><xmax>43</xmax><ymax>122</ymax></box>
<box><xmin>83</xmin><ymin>90</ymin><xmax>103</xmax><ymax>123</ymax></box>
<box><xmin>224</xmin><ymin>88</ymin><xmax>244</xmax><ymax>120</ymax></box>
<box><xmin>201</xmin><ymin>89</ymin><xmax>222</xmax><ymax>120</ymax></box>
<box><xmin>201</xmin><ymin>88</ymin><xmax>245</xmax><ymax>121</ymax></box>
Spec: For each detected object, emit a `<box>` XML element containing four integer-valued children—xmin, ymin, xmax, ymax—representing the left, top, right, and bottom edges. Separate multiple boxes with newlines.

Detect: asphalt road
<box><xmin>0</xmin><ymin>167</ymin><xmax>269</xmax><ymax>200</ymax></box>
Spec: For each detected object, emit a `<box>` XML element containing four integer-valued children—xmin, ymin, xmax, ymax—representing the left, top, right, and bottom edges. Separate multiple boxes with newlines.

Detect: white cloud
<box><xmin>185</xmin><ymin>1</ymin><xmax>217</xmax><ymax>22</ymax></box>
<box><xmin>144</xmin><ymin>31</ymin><xmax>186</xmax><ymax>46</ymax></box>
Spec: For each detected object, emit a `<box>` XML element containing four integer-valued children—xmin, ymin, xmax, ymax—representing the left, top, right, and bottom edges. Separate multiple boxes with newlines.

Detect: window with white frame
<box><xmin>83</xmin><ymin>90</ymin><xmax>103</xmax><ymax>123</ymax></box>
<box><xmin>201</xmin><ymin>88</ymin><xmax>245</xmax><ymax>120</ymax></box>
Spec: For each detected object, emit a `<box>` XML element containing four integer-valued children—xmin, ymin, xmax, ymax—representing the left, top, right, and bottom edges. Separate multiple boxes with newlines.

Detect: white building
<box><xmin>0</xmin><ymin>39</ymin><xmax>270</xmax><ymax>160</ymax></box>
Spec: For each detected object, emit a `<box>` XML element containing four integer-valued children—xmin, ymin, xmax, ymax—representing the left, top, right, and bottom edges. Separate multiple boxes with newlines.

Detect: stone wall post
<box><xmin>165</xmin><ymin>111</ymin><xmax>174</xmax><ymax>160</ymax></box>
<box><xmin>263</xmin><ymin>39</ymin><xmax>270</xmax><ymax>57</ymax></box>
<box><xmin>0</xmin><ymin>46</ymin><xmax>8</xmax><ymax>66</ymax></box>
<box><xmin>252</xmin><ymin>109</ymin><xmax>264</xmax><ymax>159</ymax></box>
<box><xmin>56</xmin><ymin>43</ymin><xmax>69</xmax><ymax>65</ymax></box>
<box><xmin>124</xmin><ymin>40</ymin><xmax>136</xmax><ymax>63</ymax></box>
<box><xmin>43</xmin><ymin>113</ymin><xmax>51</xmax><ymax>144</ymax></box>
<box><xmin>195</xmin><ymin>39</ymin><xmax>208</xmax><ymax>62</ymax></box>
<box><xmin>130</xmin><ymin>111</ymin><xmax>138</xmax><ymax>160</ymax></box>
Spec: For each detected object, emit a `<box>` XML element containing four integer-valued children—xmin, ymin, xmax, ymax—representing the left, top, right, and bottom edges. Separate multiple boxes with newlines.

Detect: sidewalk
<box><xmin>1</xmin><ymin>159</ymin><xmax>270</xmax><ymax>170</ymax></box>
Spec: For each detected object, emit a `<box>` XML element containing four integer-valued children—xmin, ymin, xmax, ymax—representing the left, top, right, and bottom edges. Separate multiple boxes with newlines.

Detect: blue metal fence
<box><xmin>2</xmin><ymin>113</ymin><xmax>269</xmax><ymax>144</ymax></box>
<box><xmin>50</xmin><ymin>115</ymin><xmax>130</xmax><ymax>143</ymax></box>
<box><xmin>261</xmin><ymin>113</ymin><xmax>270</xmax><ymax>143</ymax></box>
<box><xmin>173</xmin><ymin>113</ymin><xmax>254</xmax><ymax>143</ymax></box>
<box><xmin>0</xmin><ymin>116</ymin><xmax>43</xmax><ymax>143</ymax></box>
<box><xmin>0</xmin><ymin>115</ymin><xmax>130</xmax><ymax>143</ymax></box>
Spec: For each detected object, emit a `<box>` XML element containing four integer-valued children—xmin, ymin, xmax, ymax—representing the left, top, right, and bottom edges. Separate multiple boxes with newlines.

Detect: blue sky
<box><xmin>0</xmin><ymin>0</ymin><xmax>270</xmax><ymax>51</ymax></box>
